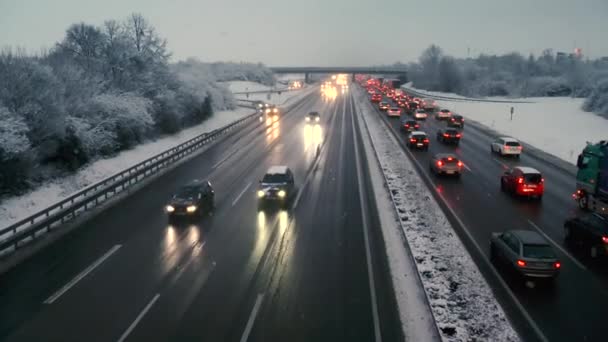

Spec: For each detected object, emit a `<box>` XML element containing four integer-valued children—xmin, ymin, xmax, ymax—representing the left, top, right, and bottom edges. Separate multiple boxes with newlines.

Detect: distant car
<box><xmin>165</xmin><ymin>180</ymin><xmax>214</xmax><ymax>220</ymax></box>
<box><xmin>414</xmin><ymin>109</ymin><xmax>428</xmax><ymax>120</ymax></box>
<box><xmin>387</xmin><ymin>107</ymin><xmax>402</xmax><ymax>117</ymax></box>
<box><xmin>490</xmin><ymin>230</ymin><xmax>561</xmax><ymax>280</ymax></box>
<box><xmin>407</xmin><ymin>131</ymin><xmax>429</xmax><ymax>150</ymax></box>
<box><xmin>491</xmin><ymin>137</ymin><xmax>522</xmax><ymax>157</ymax></box>
<box><xmin>265</xmin><ymin>105</ymin><xmax>280</xmax><ymax>116</ymax></box>
<box><xmin>564</xmin><ymin>213</ymin><xmax>608</xmax><ymax>258</ymax></box>
<box><xmin>435</xmin><ymin>109</ymin><xmax>452</xmax><ymax>120</ymax></box>
<box><xmin>436</xmin><ymin>128</ymin><xmax>462</xmax><ymax>145</ymax></box>
<box><xmin>407</xmin><ymin>102</ymin><xmax>419</xmax><ymax>113</ymax></box>
<box><xmin>401</xmin><ymin>119</ymin><xmax>420</xmax><ymax>132</ymax></box>
<box><xmin>397</xmin><ymin>100</ymin><xmax>408</xmax><ymax>109</ymax></box>
<box><xmin>447</xmin><ymin>114</ymin><xmax>464</xmax><ymax>128</ymax></box>
<box><xmin>500</xmin><ymin>166</ymin><xmax>544</xmax><ymax>199</ymax></box>
<box><xmin>257</xmin><ymin>166</ymin><xmax>295</xmax><ymax>209</ymax></box>
<box><xmin>430</xmin><ymin>154</ymin><xmax>463</xmax><ymax>176</ymax></box>
<box><xmin>367</xmin><ymin>88</ymin><xmax>376</xmax><ymax>94</ymax></box>
<box><xmin>306</xmin><ymin>111</ymin><xmax>320</xmax><ymax>123</ymax></box>
<box><xmin>422</xmin><ymin>99</ymin><xmax>437</xmax><ymax>111</ymax></box>
<box><xmin>371</xmin><ymin>94</ymin><xmax>382</xmax><ymax>103</ymax></box>
<box><xmin>379</xmin><ymin>102</ymin><xmax>390</xmax><ymax>111</ymax></box>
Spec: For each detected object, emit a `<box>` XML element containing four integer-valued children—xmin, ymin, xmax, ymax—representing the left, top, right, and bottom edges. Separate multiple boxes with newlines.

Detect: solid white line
<box><xmin>463</xmin><ymin>163</ymin><xmax>473</xmax><ymax>173</ymax></box>
<box><xmin>528</xmin><ymin>220</ymin><xmax>587</xmax><ymax>271</ymax></box>
<box><xmin>239</xmin><ymin>293</ymin><xmax>265</xmax><ymax>342</ymax></box>
<box><xmin>232</xmin><ymin>182</ymin><xmax>252</xmax><ymax>207</ymax></box>
<box><xmin>212</xmin><ymin>149</ymin><xmax>239</xmax><ymax>169</ymax></box>
<box><xmin>117</xmin><ymin>293</ymin><xmax>160</xmax><ymax>342</ymax></box>
<box><xmin>44</xmin><ymin>244</ymin><xmax>122</xmax><ymax>304</ymax></box>
<box><xmin>350</xmin><ymin>95</ymin><xmax>382</xmax><ymax>342</ymax></box>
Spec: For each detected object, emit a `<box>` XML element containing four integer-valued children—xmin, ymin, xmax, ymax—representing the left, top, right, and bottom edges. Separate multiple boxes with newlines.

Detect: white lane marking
<box><xmin>463</xmin><ymin>163</ymin><xmax>473</xmax><ymax>173</ymax></box>
<box><xmin>44</xmin><ymin>244</ymin><xmax>122</xmax><ymax>304</ymax></box>
<box><xmin>350</xmin><ymin>95</ymin><xmax>382</xmax><ymax>342</ymax></box>
<box><xmin>212</xmin><ymin>149</ymin><xmax>239</xmax><ymax>169</ymax></box>
<box><xmin>232</xmin><ymin>182</ymin><xmax>252</xmax><ymax>207</ymax></box>
<box><xmin>528</xmin><ymin>220</ymin><xmax>587</xmax><ymax>271</ymax></box>
<box><xmin>239</xmin><ymin>293</ymin><xmax>265</xmax><ymax>342</ymax></box>
<box><xmin>370</xmin><ymin>100</ymin><xmax>549</xmax><ymax>342</ymax></box>
<box><xmin>117</xmin><ymin>293</ymin><xmax>160</xmax><ymax>342</ymax></box>
<box><xmin>492</xmin><ymin>157</ymin><xmax>509</xmax><ymax>169</ymax></box>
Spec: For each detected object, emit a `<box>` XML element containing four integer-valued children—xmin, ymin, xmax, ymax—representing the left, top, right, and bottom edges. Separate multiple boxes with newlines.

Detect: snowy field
<box><xmin>354</xmin><ymin>88</ymin><xmax>519</xmax><ymax>341</ymax></box>
<box><xmin>405</xmin><ymin>85</ymin><xmax>608</xmax><ymax>164</ymax></box>
<box><xmin>0</xmin><ymin>82</ymin><xmax>309</xmax><ymax>230</ymax></box>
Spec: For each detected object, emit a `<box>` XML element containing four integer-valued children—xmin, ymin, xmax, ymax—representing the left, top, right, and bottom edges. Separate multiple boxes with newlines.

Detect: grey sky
<box><xmin>1</xmin><ymin>0</ymin><xmax>607</xmax><ymax>65</ymax></box>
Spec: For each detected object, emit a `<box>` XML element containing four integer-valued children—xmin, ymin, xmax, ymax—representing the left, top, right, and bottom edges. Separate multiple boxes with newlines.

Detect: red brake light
<box><xmin>451</xmin><ymin>118</ymin><xmax>455</xmax><ymax>121</ymax></box>
<box><xmin>410</xmin><ymin>138</ymin><xmax>416</xmax><ymax>143</ymax></box>
<box><xmin>516</xmin><ymin>260</ymin><xmax>526</xmax><ymax>267</ymax></box>
<box><xmin>437</xmin><ymin>161</ymin><xmax>443</xmax><ymax>166</ymax></box>
<box><xmin>443</xmin><ymin>133</ymin><xmax>450</xmax><ymax>137</ymax></box>
<box><xmin>517</xmin><ymin>177</ymin><xmax>524</xmax><ymax>184</ymax></box>
<box><xmin>541</xmin><ymin>178</ymin><xmax>544</xmax><ymax>183</ymax></box>
<box><xmin>447</xmin><ymin>157</ymin><xmax>453</xmax><ymax>161</ymax></box>
<box><xmin>456</xmin><ymin>134</ymin><xmax>461</xmax><ymax>138</ymax></box>
<box><xmin>602</xmin><ymin>236</ymin><xmax>608</xmax><ymax>244</ymax></box>
<box><xmin>415</xmin><ymin>124</ymin><xmax>419</xmax><ymax>128</ymax></box>
<box><xmin>554</xmin><ymin>262</ymin><xmax>561</xmax><ymax>269</ymax></box>
<box><xmin>423</xmin><ymin>138</ymin><xmax>429</xmax><ymax>143</ymax></box>
<box><xmin>457</xmin><ymin>161</ymin><xmax>463</xmax><ymax>167</ymax></box>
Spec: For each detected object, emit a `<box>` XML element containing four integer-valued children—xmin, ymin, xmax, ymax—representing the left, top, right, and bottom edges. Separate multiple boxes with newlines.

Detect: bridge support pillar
<box><xmin>351</xmin><ymin>73</ymin><xmax>356</xmax><ymax>82</ymax></box>
<box><xmin>304</xmin><ymin>73</ymin><xmax>311</xmax><ymax>84</ymax></box>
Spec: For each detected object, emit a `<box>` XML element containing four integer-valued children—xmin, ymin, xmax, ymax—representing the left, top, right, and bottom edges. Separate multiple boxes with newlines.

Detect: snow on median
<box><xmin>353</xmin><ymin>90</ymin><xmax>519</xmax><ymax>341</ymax></box>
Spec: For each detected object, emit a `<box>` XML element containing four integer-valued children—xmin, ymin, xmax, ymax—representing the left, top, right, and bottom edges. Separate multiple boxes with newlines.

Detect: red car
<box><xmin>501</xmin><ymin>167</ymin><xmax>544</xmax><ymax>199</ymax></box>
<box><xmin>371</xmin><ymin>94</ymin><xmax>382</xmax><ymax>103</ymax></box>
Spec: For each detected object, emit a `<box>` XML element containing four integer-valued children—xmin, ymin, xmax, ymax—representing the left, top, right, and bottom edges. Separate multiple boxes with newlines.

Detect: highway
<box><xmin>0</xmin><ymin>89</ymin><xmax>402</xmax><ymax>341</ymax></box>
<box><xmin>367</xmin><ymin>86</ymin><xmax>608</xmax><ymax>342</ymax></box>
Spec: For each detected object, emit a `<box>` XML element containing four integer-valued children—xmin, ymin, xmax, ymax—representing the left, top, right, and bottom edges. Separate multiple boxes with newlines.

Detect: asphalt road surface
<box><xmin>0</xmin><ymin>88</ymin><xmax>403</xmax><ymax>342</ymax></box>
<box><xmin>370</xmin><ymin>88</ymin><xmax>608</xmax><ymax>342</ymax></box>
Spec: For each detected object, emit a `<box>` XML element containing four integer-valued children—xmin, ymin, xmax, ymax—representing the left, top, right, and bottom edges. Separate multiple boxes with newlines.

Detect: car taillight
<box><xmin>602</xmin><ymin>236</ymin><xmax>608</xmax><ymax>244</ymax></box>
<box><xmin>518</xmin><ymin>146</ymin><xmax>523</xmax><ymax>150</ymax></box>
<box><xmin>516</xmin><ymin>260</ymin><xmax>526</xmax><ymax>267</ymax></box>
<box><xmin>457</xmin><ymin>161</ymin><xmax>463</xmax><ymax>167</ymax></box>
<box><xmin>437</xmin><ymin>161</ymin><xmax>443</xmax><ymax>166</ymax></box>
<box><xmin>554</xmin><ymin>262</ymin><xmax>561</xmax><ymax>269</ymax></box>
<box><xmin>456</xmin><ymin>134</ymin><xmax>461</xmax><ymax>138</ymax></box>
<box><xmin>541</xmin><ymin>178</ymin><xmax>544</xmax><ymax>183</ymax></box>
<box><xmin>443</xmin><ymin>133</ymin><xmax>450</xmax><ymax>137</ymax></box>
<box><xmin>415</xmin><ymin>125</ymin><xmax>419</xmax><ymax>128</ymax></box>
<box><xmin>447</xmin><ymin>157</ymin><xmax>453</xmax><ymax>161</ymax></box>
<box><xmin>423</xmin><ymin>138</ymin><xmax>429</xmax><ymax>143</ymax></box>
<box><xmin>517</xmin><ymin>177</ymin><xmax>524</xmax><ymax>184</ymax></box>
<box><xmin>451</xmin><ymin>118</ymin><xmax>455</xmax><ymax>121</ymax></box>
<box><xmin>410</xmin><ymin>138</ymin><xmax>417</xmax><ymax>143</ymax></box>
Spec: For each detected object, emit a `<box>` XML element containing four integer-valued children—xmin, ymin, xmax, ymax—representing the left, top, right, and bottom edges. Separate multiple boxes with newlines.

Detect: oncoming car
<box><xmin>257</xmin><ymin>166</ymin><xmax>295</xmax><ymax>209</ymax></box>
<box><xmin>265</xmin><ymin>105</ymin><xmax>280</xmax><ymax>116</ymax></box>
<box><xmin>490</xmin><ymin>230</ymin><xmax>561</xmax><ymax>281</ymax></box>
<box><xmin>430</xmin><ymin>154</ymin><xmax>463</xmax><ymax>176</ymax></box>
<box><xmin>306</xmin><ymin>111</ymin><xmax>320</xmax><ymax>123</ymax></box>
<box><xmin>165</xmin><ymin>180</ymin><xmax>214</xmax><ymax>220</ymax></box>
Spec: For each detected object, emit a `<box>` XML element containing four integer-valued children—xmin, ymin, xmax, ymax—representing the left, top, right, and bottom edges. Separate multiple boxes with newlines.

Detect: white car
<box><xmin>435</xmin><ymin>109</ymin><xmax>452</xmax><ymax>120</ymax></box>
<box><xmin>414</xmin><ymin>109</ymin><xmax>428</xmax><ymax>120</ymax></box>
<box><xmin>491</xmin><ymin>137</ymin><xmax>523</xmax><ymax>157</ymax></box>
<box><xmin>387</xmin><ymin>107</ymin><xmax>402</xmax><ymax>117</ymax></box>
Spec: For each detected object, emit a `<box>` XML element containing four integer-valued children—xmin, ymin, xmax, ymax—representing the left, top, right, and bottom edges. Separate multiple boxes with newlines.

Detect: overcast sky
<box><xmin>1</xmin><ymin>0</ymin><xmax>607</xmax><ymax>66</ymax></box>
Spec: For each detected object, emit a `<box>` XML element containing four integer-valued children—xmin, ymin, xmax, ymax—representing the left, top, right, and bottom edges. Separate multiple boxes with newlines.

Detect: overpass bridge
<box><xmin>269</xmin><ymin>66</ymin><xmax>407</xmax><ymax>83</ymax></box>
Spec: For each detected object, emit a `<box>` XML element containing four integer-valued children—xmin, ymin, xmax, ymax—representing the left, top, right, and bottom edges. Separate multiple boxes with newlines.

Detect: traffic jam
<box><xmin>360</xmin><ymin>76</ymin><xmax>608</xmax><ymax>288</ymax></box>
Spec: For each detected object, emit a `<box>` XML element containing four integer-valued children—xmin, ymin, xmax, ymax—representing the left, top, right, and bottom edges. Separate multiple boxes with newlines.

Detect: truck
<box><xmin>382</xmin><ymin>78</ymin><xmax>402</xmax><ymax>90</ymax></box>
<box><xmin>574</xmin><ymin>140</ymin><xmax>608</xmax><ymax>213</ymax></box>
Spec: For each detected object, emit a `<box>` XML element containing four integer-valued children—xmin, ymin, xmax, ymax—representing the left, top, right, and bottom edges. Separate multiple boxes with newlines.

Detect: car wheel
<box><xmin>578</xmin><ymin>194</ymin><xmax>589</xmax><ymax>211</ymax></box>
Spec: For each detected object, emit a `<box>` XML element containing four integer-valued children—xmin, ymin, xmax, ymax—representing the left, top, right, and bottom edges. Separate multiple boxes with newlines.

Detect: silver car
<box><xmin>430</xmin><ymin>154</ymin><xmax>463</xmax><ymax>176</ymax></box>
<box><xmin>490</xmin><ymin>230</ymin><xmax>561</xmax><ymax>280</ymax></box>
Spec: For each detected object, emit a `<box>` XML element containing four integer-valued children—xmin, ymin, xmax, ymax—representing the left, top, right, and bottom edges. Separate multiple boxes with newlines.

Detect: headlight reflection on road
<box><xmin>257</xmin><ymin>211</ymin><xmax>266</xmax><ymax>230</ymax></box>
<box><xmin>303</xmin><ymin>124</ymin><xmax>323</xmax><ymax>151</ymax></box>
<box><xmin>162</xmin><ymin>225</ymin><xmax>178</xmax><ymax>273</ymax></box>
<box><xmin>279</xmin><ymin>210</ymin><xmax>288</xmax><ymax>235</ymax></box>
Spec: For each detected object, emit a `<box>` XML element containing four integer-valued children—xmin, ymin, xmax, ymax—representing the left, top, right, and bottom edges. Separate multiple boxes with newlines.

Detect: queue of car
<box><xmin>363</xmin><ymin>80</ymin><xmax>568</xmax><ymax>286</ymax></box>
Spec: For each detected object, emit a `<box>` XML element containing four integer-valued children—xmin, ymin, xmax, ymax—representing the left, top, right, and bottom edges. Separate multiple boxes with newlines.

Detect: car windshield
<box><xmin>524</xmin><ymin>173</ymin><xmax>542</xmax><ymax>184</ymax></box>
<box><xmin>523</xmin><ymin>244</ymin><xmax>556</xmax><ymax>259</ymax></box>
<box><xmin>174</xmin><ymin>186</ymin><xmax>199</xmax><ymax>199</ymax></box>
<box><xmin>262</xmin><ymin>174</ymin><xmax>288</xmax><ymax>183</ymax></box>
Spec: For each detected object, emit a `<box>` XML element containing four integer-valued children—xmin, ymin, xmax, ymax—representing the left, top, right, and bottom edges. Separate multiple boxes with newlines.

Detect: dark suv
<box><xmin>257</xmin><ymin>166</ymin><xmax>295</xmax><ymax>209</ymax></box>
<box><xmin>564</xmin><ymin>213</ymin><xmax>608</xmax><ymax>258</ymax></box>
<box><xmin>436</xmin><ymin>128</ymin><xmax>461</xmax><ymax>145</ymax></box>
<box><xmin>448</xmin><ymin>114</ymin><xmax>464</xmax><ymax>128</ymax></box>
<box><xmin>165</xmin><ymin>180</ymin><xmax>214</xmax><ymax>220</ymax></box>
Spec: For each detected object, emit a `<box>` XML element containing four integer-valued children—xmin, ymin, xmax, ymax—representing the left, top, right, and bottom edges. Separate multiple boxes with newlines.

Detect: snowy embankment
<box><xmin>0</xmin><ymin>81</ymin><xmax>307</xmax><ymax>230</ymax></box>
<box><xmin>405</xmin><ymin>85</ymin><xmax>608</xmax><ymax>165</ymax></box>
<box><xmin>353</xmin><ymin>89</ymin><xmax>519</xmax><ymax>341</ymax></box>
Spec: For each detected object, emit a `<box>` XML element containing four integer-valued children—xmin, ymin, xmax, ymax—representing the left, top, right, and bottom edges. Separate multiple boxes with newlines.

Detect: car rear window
<box><xmin>452</xmin><ymin>115</ymin><xmax>463</xmax><ymax>120</ymax></box>
<box><xmin>523</xmin><ymin>244</ymin><xmax>556</xmax><ymax>259</ymax></box>
<box><xmin>390</xmin><ymin>107</ymin><xmax>399</xmax><ymax>110</ymax></box>
<box><xmin>524</xmin><ymin>173</ymin><xmax>542</xmax><ymax>184</ymax></box>
<box><xmin>506</xmin><ymin>141</ymin><xmax>520</xmax><ymax>146</ymax></box>
<box><xmin>441</xmin><ymin>157</ymin><xmax>459</xmax><ymax>164</ymax></box>
<box><xmin>446</xmin><ymin>129</ymin><xmax>459</xmax><ymax>134</ymax></box>
<box><xmin>262</xmin><ymin>174</ymin><xmax>288</xmax><ymax>183</ymax></box>
<box><xmin>441</xmin><ymin>109</ymin><xmax>450</xmax><ymax>113</ymax></box>
<box><xmin>412</xmin><ymin>134</ymin><xmax>426</xmax><ymax>139</ymax></box>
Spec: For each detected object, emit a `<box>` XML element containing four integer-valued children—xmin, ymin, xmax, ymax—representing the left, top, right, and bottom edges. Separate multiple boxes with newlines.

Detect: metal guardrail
<box><xmin>402</xmin><ymin>86</ymin><xmax>534</xmax><ymax>104</ymax></box>
<box><xmin>0</xmin><ymin>110</ymin><xmax>261</xmax><ymax>255</ymax></box>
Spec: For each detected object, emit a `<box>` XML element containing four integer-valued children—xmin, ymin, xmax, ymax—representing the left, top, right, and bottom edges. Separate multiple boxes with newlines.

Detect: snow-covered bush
<box><xmin>583</xmin><ymin>77</ymin><xmax>608</xmax><ymax>116</ymax></box>
<box><xmin>0</xmin><ymin>105</ymin><xmax>30</xmax><ymax>157</ymax></box>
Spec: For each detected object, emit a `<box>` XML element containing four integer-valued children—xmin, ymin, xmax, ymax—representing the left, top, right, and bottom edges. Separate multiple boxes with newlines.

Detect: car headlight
<box><xmin>306</xmin><ymin>117</ymin><xmax>310</xmax><ymax>122</ymax></box>
<box><xmin>257</xmin><ymin>190</ymin><xmax>265</xmax><ymax>198</ymax></box>
<box><xmin>186</xmin><ymin>205</ymin><xmax>197</xmax><ymax>213</ymax></box>
<box><xmin>273</xmin><ymin>108</ymin><xmax>278</xmax><ymax>113</ymax></box>
<box><xmin>266</xmin><ymin>109</ymin><xmax>270</xmax><ymax>113</ymax></box>
<box><xmin>165</xmin><ymin>205</ymin><xmax>175</xmax><ymax>213</ymax></box>
<box><xmin>315</xmin><ymin>117</ymin><xmax>320</xmax><ymax>122</ymax></box>
<box><xmin>278</xmin><ymin>190</ymin><xmax>286</xmax><ymax>198</ymax></box>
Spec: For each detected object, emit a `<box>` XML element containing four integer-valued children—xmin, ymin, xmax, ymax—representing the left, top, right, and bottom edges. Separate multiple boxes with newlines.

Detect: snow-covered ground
<box><xmin>353</xmin><ymin>88</ymin><xmax>519</xmax><ymax>342</ymax></box>
<box><xmin>404</xmin><ymin>85</ymin><xmax>608</xmax><ymax>165</ymax></box>
<box><xmin>0</xmin><ymin>83</ymin><xmax>311</xmax><ymax>230</ymax></box>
